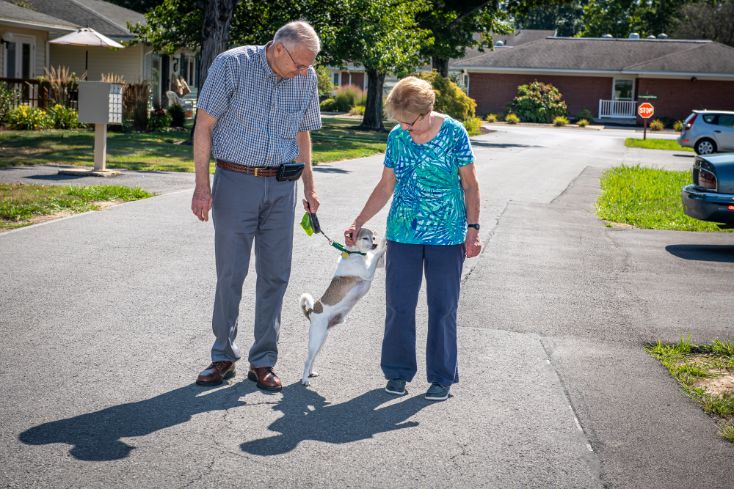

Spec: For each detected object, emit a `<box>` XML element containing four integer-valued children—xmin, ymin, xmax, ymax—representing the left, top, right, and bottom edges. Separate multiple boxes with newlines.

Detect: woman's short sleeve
<box><xmin>453</xmin><ymin>122</ymin><xmax>475</xmax><ymax>167</ymax></box>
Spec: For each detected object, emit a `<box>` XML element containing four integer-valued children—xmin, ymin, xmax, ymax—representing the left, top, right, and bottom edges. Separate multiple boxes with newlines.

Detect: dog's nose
<box><xmin>371</xmin><ymin>243</ymin><xmax>378</xmax><ymax>249</ymax></box>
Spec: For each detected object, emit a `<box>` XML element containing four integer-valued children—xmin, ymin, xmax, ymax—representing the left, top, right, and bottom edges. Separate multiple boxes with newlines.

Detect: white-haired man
<box><xmin>192</xmin><ymin>21</ymin><xmax>322</xmax><ymax>391</ymax></box>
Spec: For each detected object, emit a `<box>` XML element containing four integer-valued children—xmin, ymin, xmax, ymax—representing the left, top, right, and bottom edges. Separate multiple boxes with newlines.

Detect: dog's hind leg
<box><xmin>302</xmin><ymin>318</ymin><xmax>329</xmax><ymax>386</ymax></box>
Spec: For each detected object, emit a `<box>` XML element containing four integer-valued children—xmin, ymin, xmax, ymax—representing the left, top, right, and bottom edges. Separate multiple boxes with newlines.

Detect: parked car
<box><xmin>681</xmin><ymin>153</ymin><xmax>734</xmax><ymax>226</ymax></box>
<box><xmin>677</xmin><ymin>110</ymin><xmax>734</xmax><ymax>155</ymax></box>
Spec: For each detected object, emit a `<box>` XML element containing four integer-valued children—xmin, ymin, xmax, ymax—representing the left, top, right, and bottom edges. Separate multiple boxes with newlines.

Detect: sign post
<box><xmin>638</xmin><ymin>102</ymin><xmax>655</xmax><ymax>140</ymax></box>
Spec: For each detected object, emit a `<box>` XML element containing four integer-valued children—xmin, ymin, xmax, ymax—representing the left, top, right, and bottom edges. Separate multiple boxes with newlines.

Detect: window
<box><xmin>3</xmin><ymin>35</ymin><xmax>34</xmax><ymax>78</ymax></box>
<box><xmin>717</xmin><ymin>114</ymin><xmax>734</xmax><ymax>127</ymax></box>
<box><xmin>613</xmin><ymin>79</ymin><xmax>634</xmax><ymax>100</ymax></box>
<box><xmin>702</xmin><ymin>114</ymin><xmax>717</xmax><ymax>124</ymax></box>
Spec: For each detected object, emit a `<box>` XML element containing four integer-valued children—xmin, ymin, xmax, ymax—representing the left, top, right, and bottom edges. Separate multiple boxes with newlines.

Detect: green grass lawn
<box><xmin>646</xmin><ymin>338</ymin><xmax>734</xmax><ymax>443</ymax></box>
<box><xmin>625</xmin><ymin>137</ymin><xmax>693</xmax><ymax>152</ymax></box>
<box><xmin>597</xmin><ymin>165</ymin><xmax>733</xmax><ymax>232</ymax></box>
<box><xmin>0</xmin><ymin>183</ymin><xmax>152</xmax><ymax>230</ymax></box>
<box><xmin>0</xmin><ymin>117</ymin><xmax>391</xmax><ymax>172</ymax></box>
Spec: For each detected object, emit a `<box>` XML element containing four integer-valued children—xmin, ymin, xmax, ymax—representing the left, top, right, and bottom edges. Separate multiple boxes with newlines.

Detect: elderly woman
<box><xmin>344</xmin><ymin>76</ymin><xmax>481</xmax><ymax>401</ymax></box>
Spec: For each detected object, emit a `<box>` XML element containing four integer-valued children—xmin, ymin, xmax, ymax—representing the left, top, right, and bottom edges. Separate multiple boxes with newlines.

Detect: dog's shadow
<box><xmin>240</xmin><ymin>383</ymin><xmax>428</xmax><ymax>456</ymax></box>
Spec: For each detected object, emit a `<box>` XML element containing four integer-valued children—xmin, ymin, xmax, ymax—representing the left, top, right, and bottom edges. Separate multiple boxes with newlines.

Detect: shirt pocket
<box><xmin>275</xmin><ymin>109</ymin><xmax>301</xmax><ymax>140</ymax></box>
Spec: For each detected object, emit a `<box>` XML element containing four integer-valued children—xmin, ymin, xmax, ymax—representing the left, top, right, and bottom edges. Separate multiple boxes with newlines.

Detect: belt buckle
<box><xmin>253</xmin><ymin>167</ymin><xmax>261</xmax><ymax>177</ymax></box>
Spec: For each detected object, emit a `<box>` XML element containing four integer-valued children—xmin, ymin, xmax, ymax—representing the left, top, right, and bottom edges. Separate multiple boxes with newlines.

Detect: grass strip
<box><xmin>0</xmin><ymin>117</ymin><xmax>391</xmax><ymax>172</ymax></box>
<box><xmin>625</xmin><ymin>138</ymin><xmax>693</xmax><ymax>152</ymax></box>
<box><xmin>646</xmin><ymin>337</ymin><xmax>734</xmax><ymax>443</ymax></box>
<box><xmin>597</xmin><ymin>165</ymin><xmax>732</xmax><ymax>232</ymax></box>
<box><xmin>0</xmin><ymin>183</ymin><xmax>152</xmax><ymax>230</ymax></box>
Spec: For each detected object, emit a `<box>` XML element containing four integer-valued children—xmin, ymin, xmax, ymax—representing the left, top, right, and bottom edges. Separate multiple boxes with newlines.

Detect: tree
<box><xmin>326</xmin><ymin>0</ymin><xmax>433</xmax><ymax>130</ymax></box>
<box><xmin>512</xmin><ymin>1</ymin><xmax>586</xmax><ymax>37</ymax></box>
<box><xmin>418</xmin><ymin>1</ymin><xmax>512</xmax><ymax>77</ymax></box>
<box><xmin>672</xmin><ymin>0</ymin><xmax>734</xmax><ymax>47</ymax></box>
<box><xmin>579</xmin><ymin>0</ymin><xmax>691</xmax><ymax>38</ymax></box>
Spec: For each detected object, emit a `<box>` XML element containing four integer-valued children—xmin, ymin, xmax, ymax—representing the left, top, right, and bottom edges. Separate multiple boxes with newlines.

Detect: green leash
<box><xmin>300</xmin><ymin>212</ymin><xmax>366</xmax><ymax>258</ymax></box>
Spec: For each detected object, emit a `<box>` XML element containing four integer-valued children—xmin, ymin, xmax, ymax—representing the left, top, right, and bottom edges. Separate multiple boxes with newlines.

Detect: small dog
<box><xmin>299</xmin><ymin>227</ymin><xmax>386</xmax><ymax>386</ymax></box>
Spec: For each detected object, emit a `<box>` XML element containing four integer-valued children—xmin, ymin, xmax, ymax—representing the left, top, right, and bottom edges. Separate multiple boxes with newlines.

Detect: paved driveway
<box><xmin>1</xmin><ymin>125</ymin><xmax>732</xmax><ymax>488</ymax></box>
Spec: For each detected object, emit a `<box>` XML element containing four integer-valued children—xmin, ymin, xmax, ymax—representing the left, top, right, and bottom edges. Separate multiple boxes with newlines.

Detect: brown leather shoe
<box><xmin>247</xmin><ymin>366</ymin><xmax>282</xmax><ymax>392</ymax></box>
<box><xmin>196</xmin><ymin>361</ymin><xmax>235</xmax><ymax>386</ymax></box>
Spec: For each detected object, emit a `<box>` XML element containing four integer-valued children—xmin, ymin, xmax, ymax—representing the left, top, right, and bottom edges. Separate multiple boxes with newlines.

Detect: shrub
<box><xmin>577</xmin><ymin>108</ymin><xmax>593</xmax><ymax>120</ymax></box>
<box><xmin>316</xmin><ymin>65</ymin><xmax>334</xmax><ymax>99</ymax></box>
<box><xmin>148</xmin><ymin>107</ymin><xmax>171</xmax><ymax>131</ymax></box>
<box><xmin>123</xmin><ymin>81</ymin><xmax>149</xmax><ymax>131</ymax></box>
<box><xmin>0</xmin><ymin>81</ymin><xmax>19</xmax><ymax>125</ymax></box>
<box><xmin>418</xmin><ymin>71</ymin><xmax>477</xmax><ymax>122</ymax></box>
<box><xmin>463</xmin><ymin>116</ymin><xmax>482</xmax><ymax>136</ymax></box>
<box><xmin>673</xmin><ymin>120</ymin><xmax>683</xmax><ymax>132</ymax></box>
<box><xmin>505</xmin><ymin>113</ymin><xmax>520</xmax><ymax>124</ymax></box>
<box><xmin>509</xmin><ymin>81</ymin><xmax>567</xmax><ymax>123</ymax></box>
<box><xmin>649</xmin><ymin>118</ymin><xmax>664</xmax><ymax>131</ymax></box>
<box><xmin>8</xmin><ymin>105</ymin><xmax>52</xmax><ymax>130</ymax></box>
<box><xmin>334</xmin><ymin>85</ymin><xmax>364</xmax><ymax>112</ymax></box>
<box><xmin>320</xmin><ymin>98</ymin><xmax>337</xmax><ymax>112</ymax></box>
<box><xmin>485</xmin><ymin>113</ymin><xmax>497</xmax><ymax>123</ymax></box>
<box><xmin>348</xmin><ymin>104</ymin><xmax>365</xmax><ymax>116</ymax></box>
<box><xmin>39</xmin><ymin>65</ymin><xmax>78</xmax><ymax>108</ymax></box>
<box><xmin>48</xmin><ymin>104</ymin><xmax>79</xmax><ymax>129</ymax></box>
<box><xmin>553</xmin><ymin>116</ymin><xmax>569</xmax><ymax>126</ymax></box>
<box><xmin>167</xmin><ymin>103</ymin><xmax>186</xmax><ymax>128</ymax></box>
<box><xmin>577</xmin><ymin>118</ymin><xmax>589</xmax><ymax>127</ymax></box>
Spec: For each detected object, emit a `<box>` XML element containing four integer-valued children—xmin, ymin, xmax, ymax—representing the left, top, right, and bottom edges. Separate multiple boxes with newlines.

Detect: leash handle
<box><xmin>309</xmin><ymin>212</ymin><xmax>321</xmax><ymax>235</ymax></box>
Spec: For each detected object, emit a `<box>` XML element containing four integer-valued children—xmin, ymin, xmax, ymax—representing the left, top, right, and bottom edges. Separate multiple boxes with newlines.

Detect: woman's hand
<box><xmin>344</xmin><ymin>222</ymin><xmax>361</xmax><ymax>246</ymax></box>
<box><xmin>465</xmin><ymin>228</ymin><xmax>482</xmax><ymax>258</ymax></box>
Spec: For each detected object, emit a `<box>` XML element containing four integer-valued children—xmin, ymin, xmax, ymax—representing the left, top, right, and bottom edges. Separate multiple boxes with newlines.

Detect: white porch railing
<box><xmin>598</xmin><ymin>99</ymin><xmax>637</xmax><ymax>119</ymax></box>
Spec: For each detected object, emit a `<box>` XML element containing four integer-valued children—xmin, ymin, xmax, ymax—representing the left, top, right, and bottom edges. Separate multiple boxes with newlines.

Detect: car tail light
<box><xmin>728</xmin><ymin>205</ymin><xmax>734</xmax><ymax>211</ymax></box>
<box><xmin>684</xmin><ymin>113</ymin><xmax>698</xmax><ymax>130</ymax></box>
<box><xmin>698</xmin><ymin>169</ymin><xmax>717</xmax><ymax>190</ymax></box>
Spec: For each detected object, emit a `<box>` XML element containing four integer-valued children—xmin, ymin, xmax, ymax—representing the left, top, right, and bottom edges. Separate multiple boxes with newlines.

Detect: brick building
<box><xmin>451</xmin><ymin>36</ymin><xmax>734</xmax><ymax>124</ymax></box>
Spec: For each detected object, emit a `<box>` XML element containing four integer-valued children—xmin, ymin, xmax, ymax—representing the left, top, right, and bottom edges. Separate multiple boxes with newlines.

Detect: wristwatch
<box><xmin>467</xmin><ymin>223</ymin><xmax>480</xmax><ymax>230</ymax></box>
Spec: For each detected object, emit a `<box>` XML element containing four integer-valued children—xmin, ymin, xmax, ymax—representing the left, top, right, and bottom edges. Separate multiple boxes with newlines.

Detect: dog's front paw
<box><xmin>309</xmin><ymin>370</ymin><xmax>319</xmax><ymax>378</ymax></box>
<box><xmin>301</xmin><ymin>377</ymin><xmax>311</xmax><ymax>386</ymax></box>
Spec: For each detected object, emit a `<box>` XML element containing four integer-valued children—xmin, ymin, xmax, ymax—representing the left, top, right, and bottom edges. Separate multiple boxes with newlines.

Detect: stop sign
<box><xmin>638</xmin><ymin>102</ymin><xmax>655</xmax><ymax>119</ymax></box>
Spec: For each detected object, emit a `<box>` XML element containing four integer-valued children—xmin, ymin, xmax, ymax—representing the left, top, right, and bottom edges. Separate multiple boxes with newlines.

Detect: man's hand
<box><xmin>465</xmin><ymin>228</ymin><xmax>482</xmax><ymax>258</ymax></box>
<box><xmin>302</xmin><ymin>188</ymin><xmax>320</xmax><ymax>213</ymax></box>
<box><xmin>192</xmin><ymin>185</ymin><xmax>212</xmax><ymax>222</ymax></box>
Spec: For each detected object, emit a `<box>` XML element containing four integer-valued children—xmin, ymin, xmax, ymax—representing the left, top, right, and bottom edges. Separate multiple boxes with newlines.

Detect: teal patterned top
<box><xmin>385</xmin><ymin>115</ymin><xmax>475</xmax><ymax>245</ymax></box>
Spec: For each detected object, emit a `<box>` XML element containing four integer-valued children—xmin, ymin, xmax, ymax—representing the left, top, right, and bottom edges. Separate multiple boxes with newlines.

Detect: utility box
<box><xmin>78</xmin><ymin>81</ymin><xmax>123</xmax><ymax>124</ymax></box>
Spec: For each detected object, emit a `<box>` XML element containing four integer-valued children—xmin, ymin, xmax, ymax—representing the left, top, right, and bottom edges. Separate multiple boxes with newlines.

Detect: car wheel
<box><xmin>695</xmin><ymin>138</ymin><xmax>717</xmax><ymax>155</ymax></box>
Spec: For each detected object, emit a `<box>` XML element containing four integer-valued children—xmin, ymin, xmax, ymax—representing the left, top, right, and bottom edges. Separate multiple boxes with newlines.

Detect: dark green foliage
<box><xmin>417</xmin><ymin>72</ymin><xmax>476</xmax><ymax>122</ymax></box>
<box><xmin>148</xmin><ymin>107</ymin><xmax>171</xmax><ymax>131</ymax></box>
<box><xmin>509</xmin><ymin>81</ymin><xmax>567</xmax><ymax>123</ymax></box>
<box><xmin>167</xmin><ymin>103</ymin><xmax>186</xmax><ymax>128</ymax></box>
<box><xmin>48</xmin><ymin>104</ymin><xmax>79</xmax><ymax>129</ymax></box>
<box><xmin>0</xmin><ymin>82</ymin><xmax>19</xmax><ymax>125</ymax></box>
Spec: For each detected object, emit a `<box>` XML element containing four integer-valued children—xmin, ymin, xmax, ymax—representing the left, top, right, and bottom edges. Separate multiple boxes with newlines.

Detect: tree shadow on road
<box><xmin>18</xmin><ymin>381</ymin><xmax>256</xmax><ymax>461</ymax></box>
<box><xmin>240</xmin><ymin>383</ymin><xmax>428</xmax><ymax>456</ymax></box>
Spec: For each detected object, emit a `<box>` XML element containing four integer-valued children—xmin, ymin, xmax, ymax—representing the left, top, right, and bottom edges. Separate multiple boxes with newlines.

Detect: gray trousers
<box><xmin>210</xmin><ymin>167</ymin><xmax>297</xmax><ymax>367</ymax></box>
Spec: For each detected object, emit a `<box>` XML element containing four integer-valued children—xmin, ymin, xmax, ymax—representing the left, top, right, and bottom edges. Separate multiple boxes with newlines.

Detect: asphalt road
<box><xmin>1</xmin><ymin>125</ymin><xmax>732</xmax><ymax>488</ymax></box>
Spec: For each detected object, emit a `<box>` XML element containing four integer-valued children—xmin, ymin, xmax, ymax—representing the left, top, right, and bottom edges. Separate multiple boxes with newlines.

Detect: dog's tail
<box><xmin>300</xmin><ymin>293</ymin><xmax>315</xmax><ymax>319</ymax></box>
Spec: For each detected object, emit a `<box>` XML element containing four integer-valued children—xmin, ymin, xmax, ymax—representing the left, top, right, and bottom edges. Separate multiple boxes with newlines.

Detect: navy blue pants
<box><xmin>381</xmin><ymin>241</ymin><xmax>465</xmax><ymax>386</ymax></box>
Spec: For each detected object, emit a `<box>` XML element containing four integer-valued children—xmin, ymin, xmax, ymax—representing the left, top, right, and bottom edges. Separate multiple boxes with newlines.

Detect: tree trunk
<box><xmin>190</xmin><ymin>0</ymin><xmax>238</xmax><ymax>141</ymax></box>
<box><xmin>432</xmin><ymin>57</ymin><xmax>449</xmax><ymax>78</ymax></box>
<box><xmin>360</xmin><ymin>69</ymin><xmax>385</xmax><ymax>131</ymax></box>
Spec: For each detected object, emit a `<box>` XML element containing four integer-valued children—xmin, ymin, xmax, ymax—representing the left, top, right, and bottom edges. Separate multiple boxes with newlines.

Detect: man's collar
<box><xmin>261</xmin><ymin>42</ymin><xmax>278</xmax><ymax>79</ymax></box>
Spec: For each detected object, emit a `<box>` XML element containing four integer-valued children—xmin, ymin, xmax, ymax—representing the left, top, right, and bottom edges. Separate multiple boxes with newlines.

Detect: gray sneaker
<box><xmin>385</xmin><ymin>379</ymin><xmax>406</xmax><ymax>395</ymax></box>
<box><xmin>425</xmin><ymin>383</ymin><xmax>450</xmax><ymax>401</ymax></box>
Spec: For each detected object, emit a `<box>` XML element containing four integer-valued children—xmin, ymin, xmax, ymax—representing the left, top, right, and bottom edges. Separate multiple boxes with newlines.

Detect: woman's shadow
<box><xmin>240</xmin><ymin>383</ymin><xmax>429</xmax><ymax>456</ymax></box>
<box><xmin>18</xmin><ymin>381</ymin><xmax>429</xmax><ymax>460</ymax></box>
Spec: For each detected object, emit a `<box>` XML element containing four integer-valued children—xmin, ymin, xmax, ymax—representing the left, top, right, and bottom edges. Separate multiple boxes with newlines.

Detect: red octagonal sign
<box><xmin>638</xmin><ymin>102</ymin><xmax>655</xmax><ymax>119</ymax></box>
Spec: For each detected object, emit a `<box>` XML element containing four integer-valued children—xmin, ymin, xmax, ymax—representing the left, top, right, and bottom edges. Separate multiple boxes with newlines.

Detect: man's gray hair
<box><xmin>273</xmin><ymin>21</ymin><xmax>321</xmax><ymax>54</ymax></box>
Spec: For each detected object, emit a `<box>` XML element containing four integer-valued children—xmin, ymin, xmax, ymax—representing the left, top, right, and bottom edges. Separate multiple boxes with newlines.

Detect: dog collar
<box><xmin>331</xmin><ymin>241</ymin><xmax>366</xmax><ymax>257</ymax></box>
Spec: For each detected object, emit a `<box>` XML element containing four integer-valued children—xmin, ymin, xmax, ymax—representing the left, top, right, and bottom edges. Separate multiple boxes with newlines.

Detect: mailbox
<box><xmin>78</xmin><ymin>81</ymin><xmax>123</xmax><ymax>124</ymax></box>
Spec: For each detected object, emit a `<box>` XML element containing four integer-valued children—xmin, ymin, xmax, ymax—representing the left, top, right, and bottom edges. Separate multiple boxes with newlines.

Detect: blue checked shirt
<box><xmin>197</xmin><ymin>44</ymin><xmax>322</xmax><ymax>167</ymax></box>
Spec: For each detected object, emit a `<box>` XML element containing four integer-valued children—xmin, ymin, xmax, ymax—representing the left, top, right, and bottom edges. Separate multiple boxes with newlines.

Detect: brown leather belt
<box><xmin>216</xmin><ymin>159</ymin><xmax>279</xmax><ymax>177</ymax></box>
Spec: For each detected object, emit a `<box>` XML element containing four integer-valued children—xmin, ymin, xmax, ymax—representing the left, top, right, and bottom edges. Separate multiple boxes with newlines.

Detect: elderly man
<box><xmin>192</xmin><ymin>21</ymin><xmax>322</xmax><ymax>391</ymax></box>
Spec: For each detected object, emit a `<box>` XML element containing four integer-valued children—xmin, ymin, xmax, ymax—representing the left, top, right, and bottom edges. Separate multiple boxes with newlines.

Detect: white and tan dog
<box><xmin>299</xmin><ymin>227</ymin><xmax>386</xmax><ymax>386</ymax></box>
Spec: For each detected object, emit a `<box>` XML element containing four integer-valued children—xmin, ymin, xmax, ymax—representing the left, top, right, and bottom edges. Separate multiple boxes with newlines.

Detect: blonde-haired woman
<box><xmin>344</xmin><ymin>76</ymin><xmax>481</xmax><ymax>401</ymax></box>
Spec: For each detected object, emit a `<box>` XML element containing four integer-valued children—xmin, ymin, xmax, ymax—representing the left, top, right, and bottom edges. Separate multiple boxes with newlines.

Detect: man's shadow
<box><xmin>240</xmin><ymin>383</ymin><xmax>429</xmax><ymax>456</ymax></box>
<box><xmin>18</xmin><ymin>381</ymin><xmax>255</xmax><ymax>461</ymax></box>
